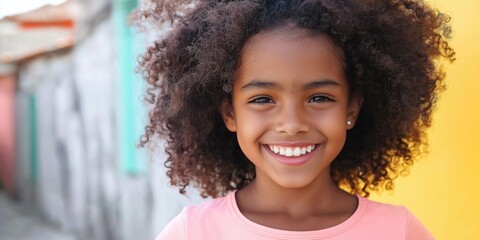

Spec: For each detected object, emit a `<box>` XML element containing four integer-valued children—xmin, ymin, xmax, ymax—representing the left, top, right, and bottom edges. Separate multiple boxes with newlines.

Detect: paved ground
<box><xmin>0</xmin><ymin>192</ymin><xmax>75</xmax><ymax>240</ymax></box>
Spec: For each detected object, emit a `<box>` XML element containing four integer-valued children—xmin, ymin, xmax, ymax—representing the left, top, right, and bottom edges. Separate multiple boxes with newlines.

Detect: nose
<box><xmin>275</xmin><ymin>103</ymin><xmax>310</xmax><ymax>135</ymax></box>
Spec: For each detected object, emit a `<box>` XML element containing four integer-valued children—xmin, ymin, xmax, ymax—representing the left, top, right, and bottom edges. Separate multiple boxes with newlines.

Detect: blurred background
<box><xmin>0</xmin><ymin>0</ymin><xmax>205</xmax><ymax>239</ymax></box>
<box><xmin>0</xmin><ymin>0</ymin><xmax>478</xmax><ymax>239</ymax></box>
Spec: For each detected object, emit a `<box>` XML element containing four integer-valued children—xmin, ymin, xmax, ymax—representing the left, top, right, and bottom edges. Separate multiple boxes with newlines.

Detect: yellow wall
<box><xmin>371</xmin><ymin>0</ymin><xmax>480</xmax><ymax>239</ymax></box>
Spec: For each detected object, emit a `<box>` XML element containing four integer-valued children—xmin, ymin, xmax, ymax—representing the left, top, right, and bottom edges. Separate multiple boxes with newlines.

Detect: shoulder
<box><xmin>358</xmin><ymin>197</ymin><xmax>435</xmax><ymax>240</ymax></box>
<box><xmin>155</xmin><ymin>207</ymin><xmax>187</xmax><ymax>240</ymax></box>
<box><xmin>155</xmin><ymin>194</ymin><xmax>233</xmax><ymax>240</ymax></box>
<box><xmin>360</xmin><ymin>197</ymin><xmax>408</xmax><ymax>219</ymax></box>
<box><xmin>184</xmin><ymin>193</ymin><xmax>232</xmax><ymax>220</ymax></box>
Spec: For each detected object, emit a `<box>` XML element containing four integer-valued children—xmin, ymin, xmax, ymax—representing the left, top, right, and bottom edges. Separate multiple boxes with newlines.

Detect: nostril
<box><xmin>281</xmin><ymin>123</ymin><xmax>310</xmax><ymax>135</ymax></box>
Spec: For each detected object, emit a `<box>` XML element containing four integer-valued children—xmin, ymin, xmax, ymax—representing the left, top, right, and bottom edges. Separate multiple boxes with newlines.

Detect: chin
<box><xmin>272</xmin><ymin>176</ymin><xmax>316</xmax><ymax>189</ymax></box>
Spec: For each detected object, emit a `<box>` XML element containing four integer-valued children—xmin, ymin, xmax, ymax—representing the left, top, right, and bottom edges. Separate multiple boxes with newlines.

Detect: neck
<box><xmin>237</xmin><ymin>171</ymin><xmax>351</xmax><ymax>218</ymax></box>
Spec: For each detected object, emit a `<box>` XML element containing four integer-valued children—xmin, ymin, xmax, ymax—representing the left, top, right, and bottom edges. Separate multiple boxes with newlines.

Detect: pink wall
<box><xmin>0</xmin><ymin>75</ymin><xmax>16</xmax><ymax>195</ymax></box>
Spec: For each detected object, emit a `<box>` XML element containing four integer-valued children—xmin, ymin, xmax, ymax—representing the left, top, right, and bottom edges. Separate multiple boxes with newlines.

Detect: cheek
<box><xmin>234</xmin><ymin>114</ymin><xmax>268</xmax><ymax>164</ymax></box>
<box><xmin>234</xmin><ymin>108</ymin><xmax>269</xmax><ymax>143</ymax></box>
<box><xmin>311</xmin><ymin>108</ymin><xmax>348</xmax><ymax>139</ymax></box>
<box><xmin>234</xmin><ymin>116</ymin><xmax>274</xmax><ymax>167</ymax></box>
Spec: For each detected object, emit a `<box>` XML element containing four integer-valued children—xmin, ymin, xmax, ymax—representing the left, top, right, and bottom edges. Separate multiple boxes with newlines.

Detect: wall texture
<box><xmin>13</xmin><ymin>1</ymin><xmax>204</xmax><ymax>239</ymax></box>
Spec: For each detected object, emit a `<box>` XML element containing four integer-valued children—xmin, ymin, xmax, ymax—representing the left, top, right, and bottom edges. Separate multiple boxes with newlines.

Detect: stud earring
<box><xmin>347</xmin><ymin>120</ymin><xmax>352</xmax><ymax>126</ymax></box>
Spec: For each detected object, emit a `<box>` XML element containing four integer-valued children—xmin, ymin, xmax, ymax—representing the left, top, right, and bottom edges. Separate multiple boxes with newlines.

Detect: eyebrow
<box><xmin>241</xmin><ymin>79</ymin><xmax>342</xmax><ymax>90</ymax></box>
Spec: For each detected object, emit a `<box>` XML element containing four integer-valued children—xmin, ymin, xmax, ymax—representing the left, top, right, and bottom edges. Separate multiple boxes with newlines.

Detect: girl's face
<box><xmin>221</xmin><ymin>27</ymin><xmax>362</xmax><ymax>189</ymax></box>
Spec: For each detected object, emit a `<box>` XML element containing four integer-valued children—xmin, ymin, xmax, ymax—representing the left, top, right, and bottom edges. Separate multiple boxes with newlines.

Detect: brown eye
<box><xmin>308</xmin><ymin>95</ymin><xmax>333</xmax><ymax>103</ymax></box>
<box><xmin>249</xmin><ymin>96</ymin><xmax>274</xmax><ymax>104</ymax></box>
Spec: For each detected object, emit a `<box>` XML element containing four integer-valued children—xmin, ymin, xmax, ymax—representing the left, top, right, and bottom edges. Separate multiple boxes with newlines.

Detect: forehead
<box><xmin>235</xmin><ymin>27</ymin><xmax>347</xmax><ymax>88</ymax></box>
<box><xmin>243</xmin><ymin>26</ymin><xmax>343</xmax><ymax>56</ymax></box>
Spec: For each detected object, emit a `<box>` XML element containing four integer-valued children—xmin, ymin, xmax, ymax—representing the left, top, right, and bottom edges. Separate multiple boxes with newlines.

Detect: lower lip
<box><xmin>263</xmin><ymin>145</ymin><xmax>320</xmax><ymax>166</ymax></box>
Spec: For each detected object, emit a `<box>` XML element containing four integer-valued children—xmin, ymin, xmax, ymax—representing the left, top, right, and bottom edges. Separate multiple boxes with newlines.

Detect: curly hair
<box><xmin>136</xmin><ymin>0</ymin><xmax>455</xmax><ymax>198</ymax></box>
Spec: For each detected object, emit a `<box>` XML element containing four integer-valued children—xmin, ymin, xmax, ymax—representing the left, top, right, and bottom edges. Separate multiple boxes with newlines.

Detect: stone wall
<box><xmin>13</xmin><ymin>1</ymin><xmax>205</xmax><ymax>239</ymax></box>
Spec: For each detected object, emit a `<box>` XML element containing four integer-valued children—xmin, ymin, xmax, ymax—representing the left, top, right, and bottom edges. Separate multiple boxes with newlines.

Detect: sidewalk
<box><xmin>0</xmin><ymin>191</ymin><xmax>75</xmax><ymax>240</ymax></box>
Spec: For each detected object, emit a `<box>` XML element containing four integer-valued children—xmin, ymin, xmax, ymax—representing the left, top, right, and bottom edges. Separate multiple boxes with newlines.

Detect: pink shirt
<box><xmin>156</xmin><ymin>192</ymin><xmax>434</xmax><ymax>240</ymax></box>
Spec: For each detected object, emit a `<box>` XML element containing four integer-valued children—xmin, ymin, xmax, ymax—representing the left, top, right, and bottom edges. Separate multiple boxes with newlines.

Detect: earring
<box><xmin>347</xmin><ymin>120</ymin><xmax>352</xmax><ymax>126</ymax></box>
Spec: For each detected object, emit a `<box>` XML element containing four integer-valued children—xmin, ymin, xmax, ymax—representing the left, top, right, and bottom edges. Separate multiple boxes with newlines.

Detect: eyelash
<box><xmin>248</xmin><ymin>95</ymin><xmax>334</xmax><ymax>104</ymax></box>
<box><xmin>308</xmin><ymin>95</ymin><xmax>334</xmax><ymax>103</ymax></box>
<box><xmin>248</xmin><ymin>96</ymin><xmax>274</xmax><ymax>104</ymax></box>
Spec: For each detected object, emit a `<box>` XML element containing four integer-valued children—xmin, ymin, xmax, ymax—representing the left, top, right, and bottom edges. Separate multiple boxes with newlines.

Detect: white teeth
<box><xmin>293</xmin><ymin>147</ymin><xmax>301</xmax><ymax>156</ymax></box>
<box><xmin>285</xmin><ymin>148</ymin><xmax>293</xmax><ymax>157</ymax></box>
<box><xmin>267</xmin><ymin>144</ymin><xmax>316</xmax><ymax>157</ymax></box>
<box><xmin>273</xmin><ymin>146</ymin><xmax>279</xmax><ymax>153</ymax></box>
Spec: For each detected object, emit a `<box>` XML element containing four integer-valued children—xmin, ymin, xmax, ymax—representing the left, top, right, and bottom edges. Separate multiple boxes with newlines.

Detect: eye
<box><xmin>248</xmin><ymin>96</ymin><xmax>274</xmax><ymax>104</ymax></box>
<box><xmin>308</xmin><ymin>95</ymin><xmax>333</xmax><ymax>103</ymax></box>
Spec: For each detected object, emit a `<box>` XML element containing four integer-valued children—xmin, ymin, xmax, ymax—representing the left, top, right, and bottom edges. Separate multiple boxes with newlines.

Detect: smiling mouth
<box><xmin>267</xmin><ymin>144</ymin><xmax>317</xmax><ymax>157</ymax></box>
<box><xmin>263</xmin><ymin>144</ymin><xmax>320</xmax><ymax>166</ymax></box>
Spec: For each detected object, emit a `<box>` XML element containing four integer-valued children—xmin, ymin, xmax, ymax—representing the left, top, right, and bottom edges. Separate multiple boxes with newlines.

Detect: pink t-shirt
<box><xmin>156</xmin><ymin>192</ymin><xmax>434</xmax><ymax>240</ymax></box>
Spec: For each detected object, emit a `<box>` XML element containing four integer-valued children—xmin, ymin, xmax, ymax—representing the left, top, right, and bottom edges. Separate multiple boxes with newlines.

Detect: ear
<box><xmin>346</xmin><ymin>93</ymin><xmax>363</xmax><ymax>130</ymax></box>
<box><xmin>219</xmin><ymin>99</ymin><xmax>237</xmax><ymax>132</ymax></box>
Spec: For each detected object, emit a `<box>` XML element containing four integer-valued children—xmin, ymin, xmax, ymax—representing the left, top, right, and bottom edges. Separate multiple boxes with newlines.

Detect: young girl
<box><xmin>136</xmin><ymin>0</ymin><xmax>455</xmax><ymax>239</ymax></box>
